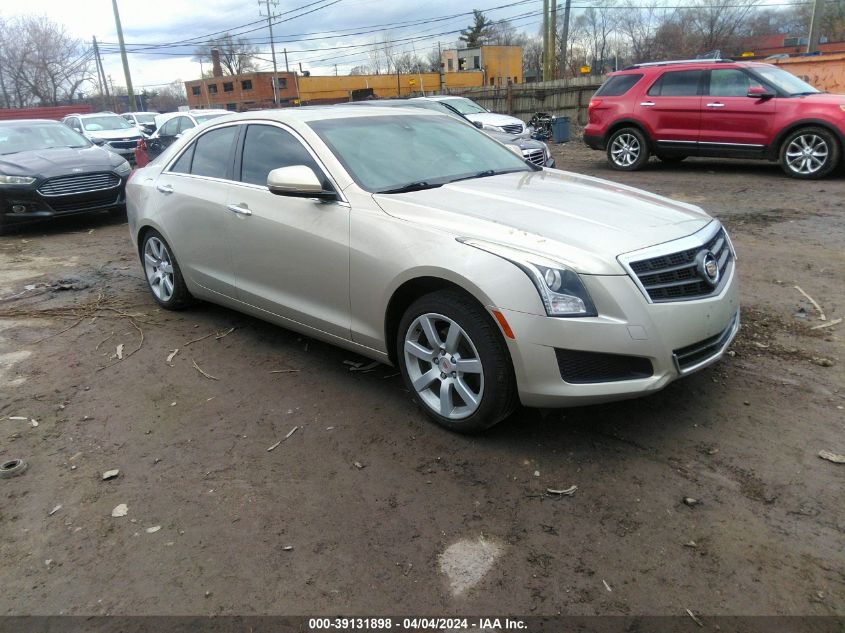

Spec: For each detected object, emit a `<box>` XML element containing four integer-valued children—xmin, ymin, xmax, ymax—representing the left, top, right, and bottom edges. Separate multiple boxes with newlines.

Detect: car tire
<box><xmin>140</xmin><ymin>229</ymin><xmax>193</xmax><ymax>309</ymax></box>
<box><xmin>779</xmin><ymin>126</ymin><xmax>840</xmax><ymax>179</ymax></box>
<box><xmin>606</xmin><ymin>127</ymin><xmax>650</xmax><ymax>171</ymax></box>
<box><xmin>657</xmin><ymin>154</ymin><xmax>687</xmax><ymax>164</ymax></box>
<box><xmin>397</xmin><ymin>290</ymin><xmax>517</xmax><ymax>434</ymax></box>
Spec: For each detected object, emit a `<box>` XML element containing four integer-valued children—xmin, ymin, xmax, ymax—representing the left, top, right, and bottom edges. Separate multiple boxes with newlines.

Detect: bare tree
<box><xmin>0</xmin><ymin>15</ymin><xmax>94</xmax><ymax>106</ymax></box>
<box><xmin>147</xmin><ymin>80</ymin><xmax>187</xmax><ymax>111</ymax></box>
<box><xmin>486</xmin><ymin>19</ymin><xmax>528</xmax><ymax>46</ymax></box>
<box><xmin>194</xmin><ymin>33</ymin><xmax>258</xmax><ymax>76</ymax></box>
<box><xmin>522</xmin><ymin>35</ymin><xmax>543</xmax><ymax>80</ymax></box>
<box><xmin>425</xmin><ymin>47</ymin><xmax>442</xmax><ymax>72</ymax></box>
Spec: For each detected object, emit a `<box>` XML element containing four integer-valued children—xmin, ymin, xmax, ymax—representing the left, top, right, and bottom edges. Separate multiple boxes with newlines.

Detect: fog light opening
<box><xmin>12</xmin><ymin>204</ymin><xmax>27</xmax><ymax>214</ymax></box>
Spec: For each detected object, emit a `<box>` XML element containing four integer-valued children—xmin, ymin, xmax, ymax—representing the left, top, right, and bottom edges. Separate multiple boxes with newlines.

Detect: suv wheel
<box><xmin>607</xmin><ymin>128</ymin><xmax>650</xmax><ymax>171</ymax></box>
<box><xmin>779</xmin><ymin>127</ymin><xmax>840</xmax><ymax>179</ymax></box>
<box><xmin>397</xmin><ymin>290</ymin><xmax>517</xmax><ymax>433</ymax></box>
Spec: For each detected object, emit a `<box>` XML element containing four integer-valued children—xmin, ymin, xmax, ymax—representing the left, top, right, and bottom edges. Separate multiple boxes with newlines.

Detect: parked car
<box><xmin>122</xmin><ymin>111</ymin><xmax>159</xmax><ymax>135</ymax></box>
<box><xmin>428</xmin><ymin>95</ymin><xmax>532</xmax><ymax>136</ymax></box>
<box><xmin>137</xmin><ymin>110</ymin><xmax>230</xmax><ymax>165</ymax></box>
<box><xmin>126</xmin><ymin>107</ymin><xmax>739</xmax><ymax>433</ymax></box>
<box><xmin>341</xmin><ymin>98</ymin><xmax>555</xmax><ymax>167</ymax></box>
<box><xmin>0</xmin><ymin>119</ymin><xmax>131</xmax><ymax>233</ymax></box>
<box><xmin>62</xmin><ymin>112</ymin><xmax>144</xmax><ymax>164</ymax></box>
<box><xmin>584</xmin><ymin>58</ymin><xmax>845</xmax><ymax>179</ymax></box>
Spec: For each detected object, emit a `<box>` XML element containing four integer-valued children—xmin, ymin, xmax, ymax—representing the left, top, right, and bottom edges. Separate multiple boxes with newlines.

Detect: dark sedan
<box><xmin>0</xmin><ymin>120</ymin><xmax>131</xmax><ymax>233</ymax></box>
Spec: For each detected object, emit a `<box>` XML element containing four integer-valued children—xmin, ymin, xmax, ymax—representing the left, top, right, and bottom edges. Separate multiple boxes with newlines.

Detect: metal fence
<box><xmin>442</xmin><ymin>75</ymin><xmax>606</xmax><ymax>126</ymax></box>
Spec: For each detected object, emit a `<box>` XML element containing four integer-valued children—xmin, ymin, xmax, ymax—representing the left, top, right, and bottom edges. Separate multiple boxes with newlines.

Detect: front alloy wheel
<box><xmin>779</xmin><ymin>127</ymin><xmax>840</xmax><ymax>179</ymax></box>
<box><xmin>607</xmin><ymin>127</ymin><xmax>650</xmax><ymax>171</ymax></box>
<box><xmin>404</xmin><ymin>313</ymin><xmax>484</xmax><ymax>420</ymax></box>
<box><xmin>140</xmin><ymin>229</ymin><xmax>192</xmax><ymax>309</ymax></box>
<box><xmin>397</xmin><ymin>290</ymin><xmax>517</xmax><ymax>433</ymax></box>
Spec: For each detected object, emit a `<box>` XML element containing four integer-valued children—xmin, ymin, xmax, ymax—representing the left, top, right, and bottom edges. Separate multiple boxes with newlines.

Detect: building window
<box><xmin>241</xmin><ymin>79</ymin><xmax>253</xmax><ymax>90</ymax></box>
<box><xmin>447</xmin><ymin>59</ymin><xmax>453</xmax><ymax>71</ymax></box>
<box><xmin>490</xmin><ymin>78</ymin><xmax>495</xmax><ymax>86</ymax></box>
<box><xmin>277</xmin><ymin>77</ymin><xmax>287</xmax><ymax>89</ymax></box>
<box><xmin>191</xmin><ymin>86</ymin><xmax>201</xmax><ymax>96</ymax></box>
<box><xmin>226</xmin><ymin>103</ymin><xmax>237</xmax><ymax>111</ymax></box>
<box><xmin>208</xmin><ymin>84</ymin><xmax>218</xmax><ymax>94</ymax></box>
<box><xmin>474</xmin><ymin>56</ymin><xmax>480</xmax><ymax>69</ymax></box>
<box><xmin>223</xmin><ymin>82</ymin><xmax>233</xmax><ymax>92</ymax></box>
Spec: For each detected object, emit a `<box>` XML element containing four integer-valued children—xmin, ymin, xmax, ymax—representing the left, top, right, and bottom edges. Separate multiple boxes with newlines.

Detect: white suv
<box><xmin>63</xmin><ymin>113</ymin><xmax>144</xmax><ymax>164</ymax></box>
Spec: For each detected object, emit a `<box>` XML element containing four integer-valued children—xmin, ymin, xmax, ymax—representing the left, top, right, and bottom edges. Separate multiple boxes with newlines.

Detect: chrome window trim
<box><xmin>617</xmin><ymin>220</ymin><xmax>735</xmax><ymax>304</ymax></box>
<box><xmin>162</xmin><ymin>119</ymin><xmax>348</xmax><ymax>205</ymax></box>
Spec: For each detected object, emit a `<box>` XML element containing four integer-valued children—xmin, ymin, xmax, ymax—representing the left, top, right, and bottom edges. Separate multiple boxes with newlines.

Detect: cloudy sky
<box><xmin>1</xmin><ymin>0</ymin><xmax>548</xmax><ymax>93</ymax></box>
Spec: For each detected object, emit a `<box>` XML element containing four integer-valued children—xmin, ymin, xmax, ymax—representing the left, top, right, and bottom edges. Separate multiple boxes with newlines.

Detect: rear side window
<box><xmin>190</xmin><ymin>126</ymin><xmax>239</xmax><ymax>179</ymax></box>
<box><xmin>240</xmin><ymin>124</ymin><xmax>322</xmax><ymax>187</ymax></box>
<box><xmin>648</xmin><ymin>70</ymin><xmax>703</xmax><ymax>97</ymax></box>
<box><xmin>595</xmin><ymin>74</ymin><xmax>643</xmax><ymax>96</ymax></box>
<box><xmin>170</xmin><ymin>145</ymin><xmax>194</xmax><ymax>174</ymax></box>
<box><xmin>178</xmin><ymin>117</ymin><xmax>196</xmax><ymax>134</ymax></box>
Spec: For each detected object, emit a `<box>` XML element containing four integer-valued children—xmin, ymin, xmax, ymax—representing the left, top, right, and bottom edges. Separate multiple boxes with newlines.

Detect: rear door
<box><xmin>225</xmin><ymin>122</ymin><xmax>351</xmax><ymax>339</ymax></box>
<box><xmin>698</xmin><ymin>68</ymin><xmax>776</xmax><ymax>150</ymax></box>
<box><xmin>150</xmin><ymin>124</ymin><xmax>241</xmax><ymax>298</ymax></box>
<box><xmin>637</xmin><ymin>69</ymin><xmax>704</xmax><ymax>150</ymax></box>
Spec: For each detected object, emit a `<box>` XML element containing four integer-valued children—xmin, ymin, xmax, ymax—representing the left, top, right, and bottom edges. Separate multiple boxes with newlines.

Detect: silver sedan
<box><xmin>126</xmin><ymin>107</ymin><xmax>739</xmax><ymax>432</ymax></box>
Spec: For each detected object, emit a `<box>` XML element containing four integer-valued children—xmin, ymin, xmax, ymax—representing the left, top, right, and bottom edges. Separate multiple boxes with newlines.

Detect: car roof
<box><xmin>77</xmin><ymin>111</ymin><xmax>124</xmax><ymax>118</ymax></box>
<box><xmin>614</xmin><ymin>60</ymin><xmax>776</xmax><ymax>74</ymax></box>
<box><xmin>0</xmin><ymin>119</ymin><xmax>65</xmax><ymax>127</ymax></box>
<box><xmin>207</xmin><ymin>106</ymin><xmax>445</xmax><ymax>124</ymax></box>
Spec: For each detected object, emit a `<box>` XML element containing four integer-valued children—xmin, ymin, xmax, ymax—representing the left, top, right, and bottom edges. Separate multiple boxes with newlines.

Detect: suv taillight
<box><xmin>137</xmin><ymin>137</ymin><xmax>147</xmax><ymax>151</ymax></box>
<box><xmin>588</xmin><ymin>99</ymin><xmax>602</xmax><ymax>110</ymax></box>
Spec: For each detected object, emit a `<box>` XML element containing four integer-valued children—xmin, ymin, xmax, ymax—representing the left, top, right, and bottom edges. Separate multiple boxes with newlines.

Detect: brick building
<box><xmin>185</xmin><ymin>71</ymin><xmax>299</xmax><ymax>111</ymax></box>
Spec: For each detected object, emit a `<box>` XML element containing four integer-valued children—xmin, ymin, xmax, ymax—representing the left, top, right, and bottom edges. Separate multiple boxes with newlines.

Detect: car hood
<box><xmin>373</xmin><ymin>169</ymin><xmax>713</xmax><ymax>275</ymax></box>
<box><xmin>485</xmin><ymin>130</ymin><xmax>544</xmax><ymax>149</ymax></box>
<box><xmin>794</xmin><ymin>92</ymin><xmax>845</xmax><ymax>104</ymax></box>
<box><xmin>464</xmin><ymin>112</ymin><xmax>526</xmax><ymax>128</ymax></box>
<box><xmin>84</xmin><ymin>128</ymin><xmax>143</xmax><ymax>140</ymax></box>
<box><xmin>0</xmin><ymin>146</ymin><xmax>122</xmax><ymax>179</ymax></box>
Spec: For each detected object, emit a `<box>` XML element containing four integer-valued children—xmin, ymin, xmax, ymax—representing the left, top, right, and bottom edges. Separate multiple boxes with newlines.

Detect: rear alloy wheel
<box><xmin>141</xmin><ymin>230</ymin><xmax>193</xmax><ymax>309</ymax></box>
<box><xmin>779</xmin><ymin>127</ymin><xmax>840</xmax><ymax>179</ymax></box>
<box><xmin>607</xmin><ymin>127</ymin><xmax>650</xmax><ymax>171</ymax></box>
<box><xmin>397</xmin><ymin>290</ymin><xmax>517</xmax><ymax>433</ymax></box>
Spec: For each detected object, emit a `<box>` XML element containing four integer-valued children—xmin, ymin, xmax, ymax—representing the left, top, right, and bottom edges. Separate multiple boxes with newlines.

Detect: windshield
<box><xmin>82</xmin><ymin>115</ymin><xmax>133</xmax><ymax>131</ymax></box>
<box><xmin>411</xmin><ymin>100</ymin><xmax>467</xmax><ymax>121</ymax></box>
<box><xmin>135</xmin><ymin>114</ymin><xmax>156</xmax><ymax>124</ymax></box>
<box><xmin>753</xmin><ymin>66</ymin><xmax>819</xmax><ymax>95</ymax></box>
<box><xmin>195</xmin><ymin>113</ymin><xmax>226</xmax><ymax>124</ymax></box>
<box><xmin>0</xmin><ymin>122</ymin><xmax>90</xmax><ymax>154</ymax></box>
<box><xmin>442</xmin><ymin>97</ymin><xmax>487</xmax><ymax>115</ymax></box>
<box><xmin>308</xmin><ymin>114</ymin><xmax>532</xmax><ymax>193</ymax></box>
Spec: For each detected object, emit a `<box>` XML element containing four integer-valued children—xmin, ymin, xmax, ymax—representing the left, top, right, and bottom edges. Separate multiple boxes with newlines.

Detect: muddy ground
<box><xmin>0</xmin><ymin>140</ymin><xmax>843</xmax><ymax>617</ymax></box>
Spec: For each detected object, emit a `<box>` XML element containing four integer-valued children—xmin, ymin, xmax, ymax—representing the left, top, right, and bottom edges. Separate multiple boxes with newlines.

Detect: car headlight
<box><xmin>482</xmin><ymin>124</ymin><xmax>506</xmax><ymax>132</ymax></box>
<box><xmin>114</xmin><ymin>160</ymin><xmax>132</xmax><ymax>175</ymax></box>
<box><xmin>0</xmin><ymin>175</ymin><xmax>36</xmax><ymax>185</ymax></box>
<box><xmin>458</xmin><ymin>238</ymin><xmax>597</xmax><ymax>317</ymax></box>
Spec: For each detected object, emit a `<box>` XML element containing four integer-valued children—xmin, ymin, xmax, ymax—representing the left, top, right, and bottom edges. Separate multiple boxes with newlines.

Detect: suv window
<box><xmin>240</xmin><ymin>124</ymin><xmax>322</xmax><ymax>187</ymax></box>
<box><xmin>67</xmin><ymin>118</ymin><xmax>82</xmax><ymax>132</ymax></box>
<box><xmin>178</xmin><ymin>117</ymin><xmax>196</xmax><ymax>134</ymax></box>
<box><xmin>190</xmin><ymin>126</ymin><xmax>238</xmax><ymax>179</ymax></box>
<box><xmin>647</xmin><ymin>70</ymin><xmax>703</xmax><ymax>97</ymax></box>
<box><xmin>595</xmin><ymin>74</ymin><xmax>643</xmax><ymax>97</ymax></box>
<box><xmin>159</xmin><ymin>118</ymin><xmax>179</xmax><ymax>137</ymax></box>
<box><xmin>708</xmin><ymin>69</ymin><xmax>755</xmax><ymax>97</ymax></box>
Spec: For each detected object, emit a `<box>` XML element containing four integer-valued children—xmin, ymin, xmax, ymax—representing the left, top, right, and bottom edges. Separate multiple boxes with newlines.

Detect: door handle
<box><xmin>640</xmin><ymin>101</ymin><xmax>655</xmax><ymax>107</ymax></box>
<box><xmin>156</xmin><ymin>184</ymin><xmax>174</xmax><ymax>194</ymax></box>
<box><xmin>227</xmin><ymin>204</ymin><xmax>252</xmax><ymax>216</ymax></box>
<box><xmin>706</xmin><ymin>103</ymin><xmax>726</xmax><ymax>108</ymax></box>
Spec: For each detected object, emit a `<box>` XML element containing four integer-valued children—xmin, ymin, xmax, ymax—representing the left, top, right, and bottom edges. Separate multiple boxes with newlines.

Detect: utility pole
<box><xmin>542</xmin><ymin>0</ymin><xmax>550</xmax><ymax>81</ymax></box>
<box><xmin>111</xmin><ymin>0</ymin><xmax>135</xmax><ymax>112</ymax></box>
<box><xmin>807</xmin><ymin>0</ymin><xmax>825</xmax><ymax>53</ymax></box>
<box><xmin>259</xmin><ymin>0</ymin><xmax>280</xmax><ymax>105</ymax></box>
<box><xmin>438</xmin><ymin>42</ymin><xmax>444</xmax><ymax>91</ymax></box>
<box><xmin>284</xmin><ymin>48</ymin><xmax>289</xmax><ymax>72</ymax></box>
<box><xmin>560</xmin><ymin>0</ymin><xmax>571</xmax><ymax>83</ymax></box>
<box><xmin>550</xmin><ymin>0</ymin><xmax>557</xmax><ymax>78</ymax></box>
<box><xmin>92</xmin><ymin>37</ymin><xmax>107</xmax><ymax>108</ymax></box>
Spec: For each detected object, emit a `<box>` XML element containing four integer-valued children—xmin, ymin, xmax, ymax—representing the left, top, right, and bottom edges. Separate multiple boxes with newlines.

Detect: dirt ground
<box><xmin>0</xmin><ymin>140</ymin><xmax>843</xmax><ymax>618</ymax></box>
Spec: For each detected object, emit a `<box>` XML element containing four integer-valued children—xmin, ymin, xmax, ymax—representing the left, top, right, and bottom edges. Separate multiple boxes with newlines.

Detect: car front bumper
<box><xmin>1</xmin><ymin>181</ymin><xmax>127</xmax><ymax>225</ymax></box>
<box><xmin>499</xmin><ymin>264</ymin><xmax>740</xmax><ymax>407</ymax></box>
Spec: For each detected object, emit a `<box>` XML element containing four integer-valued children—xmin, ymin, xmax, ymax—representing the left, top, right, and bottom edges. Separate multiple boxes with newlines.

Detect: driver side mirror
<box><xmin>91</xmin><ymin>137</ymin><xmax>106</xmax><ymax>146</ymax></box>
<box><xmin>473</xmin><ymin>120</ymin><xmax>484</xmax><ymax>129</ymax></box>
<box><xmin>747</xmin><ymin>86</ymin><xmax>775</xmax><ymax>99</ymax></box>
<box><xmin>267</xmin><ymin>165</ymin><xmax>337</xmax><ymax>201</ymax></box>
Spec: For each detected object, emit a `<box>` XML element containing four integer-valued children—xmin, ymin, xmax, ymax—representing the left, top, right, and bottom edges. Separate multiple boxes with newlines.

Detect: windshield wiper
<box><xmin>448</xmin><ymin>168</ymin><xmax>523</xmax><ymax>184</ymax></box>
<box><xmin>791</xmin><ymin>91</ymin><xmax>819</xmax><ymax>96</ymax></box>
<box><xmin>377</xmin><ymin>181</ymin><xmax>443</xmax><ymax>194</ymax></box>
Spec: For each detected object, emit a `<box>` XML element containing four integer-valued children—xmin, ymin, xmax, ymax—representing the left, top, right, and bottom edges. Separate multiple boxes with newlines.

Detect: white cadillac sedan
<box><xmin>126</xmin><ymin>107</ymin><xmax>739</xmax><ymax>433</ymax></box>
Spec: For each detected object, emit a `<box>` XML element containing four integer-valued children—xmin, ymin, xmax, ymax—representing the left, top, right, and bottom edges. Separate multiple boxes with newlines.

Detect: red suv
<box><xmin>584</xmin><ymin>59</ymin><xmax>845</xmax><ymax>179</ymax></box>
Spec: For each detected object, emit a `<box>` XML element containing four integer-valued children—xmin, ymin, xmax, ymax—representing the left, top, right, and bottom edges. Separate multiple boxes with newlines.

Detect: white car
<box><xmin>126</xmin><ymin>107</ymin><xmax>739</xmax><ymax>433</ymax></box>
<box><xmin>62</xmin><ymin>112</ymin><xmax>145</xmax><ymax>163</ymax></box>
<box><xmin>428</xmin><ymin>95</ymin><xmax>531</xmax><ymax>136</ymax></box>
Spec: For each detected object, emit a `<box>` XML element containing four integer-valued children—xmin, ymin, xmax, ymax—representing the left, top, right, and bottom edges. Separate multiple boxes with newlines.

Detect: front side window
<box><xmin>240</xmin><ymin>124</ymin><xmax>321</xmax><ymax>187</ymax></box>
<box><xmin>159</xmin><ymin>118</ymin><xmax>179</xmax><ymax>137</ymax></box>
<box><xmin>309</xmin><ymin>114</ymin><xmax>532</xmax><ymax>193</ymax></box>
<box><xmin>190</xmin><ymin>126</ymin><xmax>238</xmax><ymax>179</ymax></box>
<box><xmin>67</xmin><ymin>118</ymin><xmax>82</xmax><ymax>132</ymax></box>
<box><xmin>647</xmin><ymin>70</ymin><xmax>703</xmax><ymax>97</ymax></box>
<box><xmin>596</xmin><ymin>73</ymin><xmax>644</xmax><ymax>97</ymax></box>
<box><xmin>708</xmin><ymin>69</ymin><xmax>755</xmax><ymax>97</ymax></box>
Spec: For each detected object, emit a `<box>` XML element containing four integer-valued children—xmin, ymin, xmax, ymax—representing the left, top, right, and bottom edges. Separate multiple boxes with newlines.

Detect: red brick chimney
<box><xmin>210</xmin><ymin>49</ymin><xmax>223</xmax><ymax>77</ymax></box>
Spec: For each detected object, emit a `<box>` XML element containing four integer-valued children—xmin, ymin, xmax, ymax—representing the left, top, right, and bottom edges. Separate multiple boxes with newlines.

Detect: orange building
<box><xmin>773</xmin><ymin>52</ymin><xmax>845</xmax><ymax>93</ymax></box>
<box><xmin>440</xmin><ymin>45</ymin><xmax>523</xmax><ymax>86</ymax></box>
